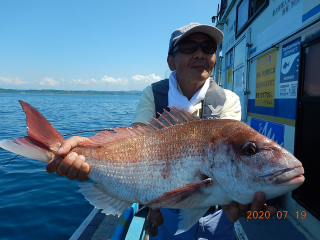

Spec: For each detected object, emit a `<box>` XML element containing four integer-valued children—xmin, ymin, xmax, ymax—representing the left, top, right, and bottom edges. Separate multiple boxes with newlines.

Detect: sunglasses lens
<box><xmin>179</xmin><ymin>41</ymin><xmax>198</xmax><ymax>53</ymax></box>
<box><xmin>178</xmin><ymin>40</ymin><xmax>217</xmax><ymax>54</ymax></box>
<box><xmin>202</xmin><ymin>41</ymin><xmax>217</xmax><ymax>54</ymax></box>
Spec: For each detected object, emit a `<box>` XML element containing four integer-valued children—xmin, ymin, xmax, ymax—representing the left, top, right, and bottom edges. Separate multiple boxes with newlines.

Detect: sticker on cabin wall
<box><xmin>250</xmin><ymin>118</ymin><xmax>284</xmax><ymax>146</ymax></box>
<box><xmin>279</xmin><ymin>38</ymin><xmax>300</xmax><ymax>98</ymax></box>
<box><xmin>279</xmin><ymin>82</ymin><xmax>298</xmax><ymax>97</ymax></box>
<box><xmin>227</xmin><ymin>66</ymin><xmax>233</xmax><ymax>84</ymax></box>
<box><xmin>255</xmin><ymin>49</ymin><xmax>277</xmax><ymax>107</ymax></box>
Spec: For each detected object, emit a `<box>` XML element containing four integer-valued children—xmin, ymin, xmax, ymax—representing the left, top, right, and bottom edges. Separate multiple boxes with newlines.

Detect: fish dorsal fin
<box><xmin>145</xmin><ymin>107</ymin><xmax>200</xmax><ymax>131</ymax></box>
<box><xmin>79</xmin><ymin>127</ymin><xmax>140</xmax><ymax>147</ymax></box>
<box><xmin>80</xmin><ymin>107</ymin><xmax>200</xmax><ymax>147</ymax></box>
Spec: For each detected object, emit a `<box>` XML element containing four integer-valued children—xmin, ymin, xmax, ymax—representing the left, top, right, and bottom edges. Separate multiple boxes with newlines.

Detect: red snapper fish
<box><xmin>0</xmin><ymin>101</ymin><xmax>304</xmax><ymax>234</ymax></box>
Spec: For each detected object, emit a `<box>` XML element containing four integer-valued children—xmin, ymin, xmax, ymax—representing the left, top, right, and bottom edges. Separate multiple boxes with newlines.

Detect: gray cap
<box><xmin>168</xmin><ymin>22</ymin><xmax>224</xmax><ymax>54</ymax></box>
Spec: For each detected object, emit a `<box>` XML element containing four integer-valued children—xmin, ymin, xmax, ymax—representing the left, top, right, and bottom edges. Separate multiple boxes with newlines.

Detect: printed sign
<box><xmin>255</xmin><ymin>49</ymin><xmax>277</xmax><ymax>107</ymax></box>
<box><xmin>272</xmin><ymin>0</ymin><xmax>301</xmax><ymax>18</ymax></box>
<box><xmin>227</xmin><ymin>50</ymin><xmax>233</xmax><ymax>84</ymax></box>
<box><xmin>279</xmin><ymin>38</ymin><xmax>300</xmax><ymax>98</ymax></box>
<box><xmin>256</xmin><ymin>1</ymin><xmax>302</xmax><ymax>53</ymax></box>
<box><xmin>251</xmin><ymin>118</ymin><xmax>284</xmax><ymax>146</ymax></box>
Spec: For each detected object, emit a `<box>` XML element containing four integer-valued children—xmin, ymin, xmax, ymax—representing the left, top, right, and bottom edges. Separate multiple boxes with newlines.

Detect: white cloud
<box><xmin>68</xmin><ymin>78</ymin><xmax>99</xmax><ymax>85</ymax></box>
<box><xmin>0</xmin><ymin>74</ymin><xmax>162</xmax><ymax>91</ymax></box>
<box><xmin>131</xmin><ymin>74</ymin><xmax>161</xmax><ymax>84</ymax></box>
<box><xmin>0</xmin><ymin>77</ymin><xmax>27</xmax><ymax>85</ymax></box>
<box><xmin>40</xmin><ymin>77</ymin><xmax>60</xmax><ymax>86</ymax></box>
<box><xmin>71</xmin><ymin>79</ymin><xmax>84</xmax><ymax>83</ymax></box>
<box><xmin>101</xmin><ymin>75</ymin><xmax>128</xmax><ymax>85</ymax></box>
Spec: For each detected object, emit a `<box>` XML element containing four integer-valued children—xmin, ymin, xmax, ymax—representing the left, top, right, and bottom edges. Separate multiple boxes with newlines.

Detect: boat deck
<box><xmin>71</xmin><ymin>203</ymin><xmax>314</xmax><ymax>240</ymax></box>
<box><xmin>71</xmin><ymin>206</ymin><xmax>148</xmax><ymax>240</ymax></box>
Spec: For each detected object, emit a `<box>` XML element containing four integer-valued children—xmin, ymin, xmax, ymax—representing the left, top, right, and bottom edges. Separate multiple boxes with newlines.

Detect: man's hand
<box><xmin>221</xmin><ymin>192</ymin><xmax>277</xmax><ymax>222</ymax></box>
<box><xmin>144</xmin><ymin>209</ymin><xmax>164</xmax><ymax>237</ymax></box>
<box><xmin>46</xmin><ymin>136</ymin><xmax>90</xmax><ymax>182</ymax></box>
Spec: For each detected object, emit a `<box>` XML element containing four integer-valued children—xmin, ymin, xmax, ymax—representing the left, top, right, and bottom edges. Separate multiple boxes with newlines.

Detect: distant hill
<box><xmin>0</xmin><ymin>88</ymin><xmax>143</xmax><ymax>96</ymax></box>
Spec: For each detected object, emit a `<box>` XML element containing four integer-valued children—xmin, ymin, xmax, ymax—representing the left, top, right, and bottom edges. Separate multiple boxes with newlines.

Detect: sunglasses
<box><xmin>171</xmin><ymin>40</ymin><xmax>217</xmax><ymax>54</ymax></box>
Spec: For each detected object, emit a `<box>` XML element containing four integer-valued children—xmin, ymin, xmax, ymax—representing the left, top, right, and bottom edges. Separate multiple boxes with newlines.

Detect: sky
<box><xmin>0</xmin><ymin>0</ymin><xmax>220</xmax><ymax>91</ymax></box>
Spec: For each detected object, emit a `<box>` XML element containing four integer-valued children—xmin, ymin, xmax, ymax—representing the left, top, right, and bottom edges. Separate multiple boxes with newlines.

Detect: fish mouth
<box><xmin>262</xmin><ymin>166</ymin><xmax>305</xmax><ymax>186</ymax></box>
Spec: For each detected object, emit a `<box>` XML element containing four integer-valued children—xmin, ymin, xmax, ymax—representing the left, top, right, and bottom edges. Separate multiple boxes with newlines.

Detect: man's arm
<box><xmin>132</xmin><ymin>85</ymin><xmax>156</xmax><ymax>125</ymax></box>
<box><xmin>220</xmin><ymin>89</ymin><xmax>242</xmax><ymax>121</ymax></box>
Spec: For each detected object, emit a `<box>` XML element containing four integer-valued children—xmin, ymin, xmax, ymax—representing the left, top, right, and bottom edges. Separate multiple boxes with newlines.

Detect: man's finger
<box><xmin>222</xmin><ymin>201</ymin><xmax>240</xmax><ymax>222</ymax></box>
<box><xmin>250</xmin><ymin>192</ymin><xmax>265</xmax><ymax>212</ymax></box>
<box><xmin>265</xmin><ymin>205</ymin><xmax>277</xmax><ymax>215</ymax></box>
<box><xmin>66</xmin><ymin>155</ymin><xmax>86</xmax><ymax>180</ymax></box>
<box><xmin>238</xmin><ymin>203</ymin><xmax>250</xmax><ymax>218</ymax></box>
<box><xmin>228</xmin><ymin>201</ymin><xmax>240</xmax><ymax>222</ymax></box>
<box><xmin>144</xmin><ymin>218</ymin><xmax>158</xmax><ymax>237</ymax></box>
<box><xmin>149</xmin><ymin>209</ymin><xmax>164</xmax><ymax>226</ymax></box>
<box><xmin>77</xmin><ymin>162</ymin><xmax>90</xmax><ymax>182</ymax></box>
<box><xmin>46</xmin><ymin>156</ymin><xmax>63</xmax><ymax>174</ymax></box>
<box><xmin>57</xmin><ymin>137</ymin><xmax>87</xmax><ymax>156</ymax></box>
<box><xmin>56</xmin><ymin>152</ymin><xmax>78</xmax><ymax>176</ymax></box>
<box><xmin>221</xmin><ymin>204</ymin><xmax>230</xmax><ymax>212</ymax></box>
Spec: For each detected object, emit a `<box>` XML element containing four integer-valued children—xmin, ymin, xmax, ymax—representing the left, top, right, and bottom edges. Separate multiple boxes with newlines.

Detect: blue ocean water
<box><xmin>0</xmin><ymin>93</ymin><xmax>140</xmax><ymax>240</ymax></box>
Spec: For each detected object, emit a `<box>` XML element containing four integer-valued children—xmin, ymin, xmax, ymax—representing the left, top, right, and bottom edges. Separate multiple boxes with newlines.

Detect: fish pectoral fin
<box><xmin>79</xmin><ymin>183</ymin><xmax>132</xmax><ymax>217</ymax></box>
<box><xmin>175</xmin><ymin>207</ymin><xmax>210</xmax><ymax>235</ymax></box>
<box><xmin>146</xmin><ymin>178</ymin><xmax>212</xmax><ymax>209</ymax></box>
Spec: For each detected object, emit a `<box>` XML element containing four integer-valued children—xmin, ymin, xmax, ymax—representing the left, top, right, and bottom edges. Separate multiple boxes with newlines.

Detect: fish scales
<box><xmin>74</xmin><ymin>121</ymin><xmax>216</xmax><ymax>204</ymax></box>
<box><xmin>0</xmin><ymin>101</ymin><xmax>305</xmax><ymax>235</ymax></box>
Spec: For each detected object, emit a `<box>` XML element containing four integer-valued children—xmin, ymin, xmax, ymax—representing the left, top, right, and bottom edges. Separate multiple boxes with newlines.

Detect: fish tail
<box><xmin>0</xmin><ymin>100</ymin><xmax>65</xmax><ymax>162</ymax></box>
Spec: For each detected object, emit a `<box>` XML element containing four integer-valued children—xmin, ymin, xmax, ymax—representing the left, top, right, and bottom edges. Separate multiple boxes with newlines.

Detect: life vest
<box><xmin>152</xmin><ymin>79</ymin><xmax>226</xmax><ymax>119</ymax></box>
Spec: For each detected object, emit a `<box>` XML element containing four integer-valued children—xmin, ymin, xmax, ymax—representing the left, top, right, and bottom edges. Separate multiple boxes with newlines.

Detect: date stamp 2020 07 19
<box><xmin>247</xmin><ymin>211</ymin><xmax>306</xmax><ymax>220</ymax></box>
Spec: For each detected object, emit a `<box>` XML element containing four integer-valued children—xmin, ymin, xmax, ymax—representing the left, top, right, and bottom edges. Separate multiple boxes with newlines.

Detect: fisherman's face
<box><xmin>167</xmin><ymin>33</ymin><xmax>217</xmax><ymax>83</ymax></box>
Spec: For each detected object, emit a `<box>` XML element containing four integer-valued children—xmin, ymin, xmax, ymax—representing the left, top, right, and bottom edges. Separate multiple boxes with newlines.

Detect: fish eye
<box><xmin>242</xmin><ymin>141</ymin><xmax>257</xmax><ymax>156</ymax></box>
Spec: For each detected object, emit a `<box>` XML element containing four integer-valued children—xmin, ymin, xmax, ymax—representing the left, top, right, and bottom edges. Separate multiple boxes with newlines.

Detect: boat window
<box><xmin>303</xmin><ymin>43</ymin><xmax>320</xmax><ymax>97</ymax></box>
<box><xmin>250</xmin><ymin>0</ymin><xmax>267</xmax><ymax>17</ymax></box>
<box><xmin>234</xmin><ymin>37</ymin><xmax>247</xmax><ymax>68</ymax></box>
<box><xmin>236</xmin><ymin>0</ymin><xmax>268</xmax><ymax>35</ymax></box>
<box><xmin>294</xmin><ymin>33</ymin><xmax>320</xmax><ymax>220</ymax></box>
<box><xmin>237</xmin><ymin>0</ymin><xmax>249</xmax><ymax>32</ymax></box>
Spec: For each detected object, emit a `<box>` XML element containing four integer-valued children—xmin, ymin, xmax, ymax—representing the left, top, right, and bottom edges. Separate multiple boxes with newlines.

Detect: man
<box><xmin>47</xmin><ymin>23</ymin><xmax>276</xmax><ymax>239</ymax></box>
